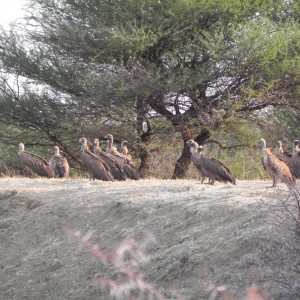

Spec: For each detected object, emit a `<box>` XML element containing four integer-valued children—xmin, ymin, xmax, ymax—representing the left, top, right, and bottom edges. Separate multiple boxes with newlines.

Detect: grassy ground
<box><xmin>0</xmin><ymin>178</ymin><xmax>298</xmax><ymax>299</ymax></box>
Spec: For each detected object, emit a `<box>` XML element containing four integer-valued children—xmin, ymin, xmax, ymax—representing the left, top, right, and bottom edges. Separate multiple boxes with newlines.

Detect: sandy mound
<box><xmin>0</xmin><ymin>178</ymin><xmax>296</xmax><ymax>299</ymax></box>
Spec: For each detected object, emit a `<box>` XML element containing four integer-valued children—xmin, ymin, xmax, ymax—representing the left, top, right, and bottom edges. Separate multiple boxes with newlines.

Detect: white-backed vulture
<box><xmin>292</xmin><ymin>140</ymin><xmax>300</xmax><ymax>178</ymax></box>
<box><xmin>18</xmin><ymin>143</ymin><xmax>54</xmax><ymax>178</ymax></box>
<box><xmin>79</xmin><ymin>138</ymin><xmax>114</xmax><ymax>181</ymax></box>
<box><xmin>105</xmin><ymin>134</ymin><xmax>141</xmax><ymax>180</ymax></box>
<box><xmin>186</xmin><ymin>139</ymin><xmax>208</xmax><ymax>183</ymax></box>
<box><xmin>93</xmin><ymin>139</ymin><xmax>126</xmax><ymax>181</ymax></box>
<box><xmin>258</xmin><ymin>138</ymin><xmax>295</xmax><ymax>187</ymax></box>
<box><xmin>49</xmin><ymin>146</ymin><xmax>69</xmax><ymax>178</ymax></box>
<box><xmin>196</xmin><ymin>144</ymin><xmax>236</xmax><ymax>185</ymax></box>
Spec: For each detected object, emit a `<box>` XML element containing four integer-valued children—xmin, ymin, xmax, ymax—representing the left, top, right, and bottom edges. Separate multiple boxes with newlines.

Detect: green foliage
<box><xmin>0</xmin><ymin>0</ymin><xmax>300</xmax><ymax>177</ymax></box>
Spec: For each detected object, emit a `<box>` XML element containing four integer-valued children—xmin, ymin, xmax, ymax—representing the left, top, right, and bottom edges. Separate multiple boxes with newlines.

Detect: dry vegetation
<box><xmin>0</xmin><ymin>178</ymin><xmax>300</xmax><ymax>299</ymax></box>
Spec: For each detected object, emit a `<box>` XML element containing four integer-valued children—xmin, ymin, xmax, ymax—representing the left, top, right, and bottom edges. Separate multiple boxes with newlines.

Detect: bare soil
<box><xmin>0</xmin><ymin>178</ymin><xmax>297</xmax><ymax>299</ymax></box>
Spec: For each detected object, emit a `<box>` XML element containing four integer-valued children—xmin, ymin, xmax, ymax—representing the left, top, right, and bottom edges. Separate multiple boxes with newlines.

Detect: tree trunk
<box><xmin>138</xmin><ymin>142</ymin><xmax>151</xmax><ymax>178</ymax></box>
<box><xmin>194</xmin><ymin>129</ymin><xmax>211</xmax><ymax>145</ymax></box>
<box><xmin>172</xmin><ymin>128</ymin><xmax>210</xmax><ymax>179</ymax></box>
<box><xmin>171</xmin><ymin>130</ymin><xmax>193</xmax><ymax>179</ymax></box>
<box><xmin>136</xmin><ymin>97</ymin><xmax>151</xmax><ymax>178</ymax></box>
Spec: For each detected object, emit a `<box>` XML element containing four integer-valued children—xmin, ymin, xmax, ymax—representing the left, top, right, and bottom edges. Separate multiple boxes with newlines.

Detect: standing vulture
<box><xmin>186</xmin><ymin>140</ymin><xmax>208</xmax><ymax>183</ymax></box>
<box><xmin>292</xmin><ymin>140</ymin><xmax>300</xmax><ymax>178</ymax></box>
<box><xmin>93</xmin><ymin>139</ymin><xmax>126</xmax><ymax>181</ymax></box>
<box><xmin>275</xmin><ymin>141</ymin><xmax>300</xmax><ymax>179</ymax></box>
<box><xmin>18</xmin><ymin>143</ymin><xmax>54</xmax><ymax>178</ymax></box>
<box><xmin>49</xmin><ymin>146</ymin><xmax>69</xmax><ymax>178</ymax></box>
<box><xmin>79</xmin><ymin>138</ymin><xmax>114</xmax><ymax>181</ymax></box>
<box><xmin>195</xmin><ymin>142</ymin><xmax>236</xmax><ymax>185</ymax></box>
<box><xmin>105</xmin><ymin>134</ymin><xmax>141</xmax><ymax>180</ymax></box>
<box><xmin>258</xmin><ymin>138</ymin><xmax>295</xmax><ymax>187</ymax></box>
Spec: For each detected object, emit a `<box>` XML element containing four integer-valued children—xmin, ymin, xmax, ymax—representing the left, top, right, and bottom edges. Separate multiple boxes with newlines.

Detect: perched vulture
<box><xmin>79</xmin><ymin>138</ymin><xmax>114</xmax><ymax>181</ymax></box>
<box><xmin>49</xmin><ymin>146</ymin><xmax>69</xmax><ymax>178</ymax></box>
<box><xmin>292</xmin><ymin>140</ymin><xmax>300</xmax><ymax>178</ymax></box>
<box><xmin>258</xmin><ymin>138</ymin><xmax>295</xmax><ymax>187</ymax></box>
<box><xmin>186</xmin><ymin>139</ymin><xmax>208</xmax><ymax>183</ymax></box>
<box><xmin>93</xmin><ymin>139</ymin><xmax>126</xmax><ymax>181</ymax></box>
<box><xmin>196</xmin><ymin>144</ymin><xmax>236</xmax><ymax>185</ymax></box>
<box><xmin>105</xmin><ymin>134</ymin><xmax>141</xmax><ymax>180</ymax></box>
<box><xmin>18</xmin><ymin>143</ymin><xmax>54</xmax><ymax>178</ymax></box>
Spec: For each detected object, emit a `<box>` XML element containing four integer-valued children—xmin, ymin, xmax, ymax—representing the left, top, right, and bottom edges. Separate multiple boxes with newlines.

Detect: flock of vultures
<box><xmin>18</xmin><ymin>134</ymin><xmax>141</xmax><ymax>181</ymax></box>
<box><xmin>17</xmin><ymin>134</ymin><xmax>300</xmax><ymax>187</ymax></box>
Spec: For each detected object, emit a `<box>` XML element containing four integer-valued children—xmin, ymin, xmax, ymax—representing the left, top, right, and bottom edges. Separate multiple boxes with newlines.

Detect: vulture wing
<box><xmin>20</xmin><ymin>151</ymin><xmax>54</xmax><ymax>178</ymax></box>
<box><xmin>200</xmin><ymin>155</ymin><xmax>236</xmax><ymax>184</ymax></box>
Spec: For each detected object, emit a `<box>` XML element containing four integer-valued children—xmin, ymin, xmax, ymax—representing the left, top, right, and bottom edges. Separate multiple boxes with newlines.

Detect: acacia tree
<box><xmin>0</xmin><ymin>0</ymin><xmax>300</xmax><ymax>177</ymax></box>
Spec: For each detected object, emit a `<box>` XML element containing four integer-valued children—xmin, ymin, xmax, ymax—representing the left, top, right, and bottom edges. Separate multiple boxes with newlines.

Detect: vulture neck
<box><xmin>18</xmin><ymin>144</ymin><xmax>25</xmax><ymax>155</ymax></box>
<box><xmin>122</xmin><ymin>145</ymin><xmax>128</xmax><ymax>155</ymax></box>
<box><xmin>260</xmin><ymin>143</ymin><xmax>267</xmax><ymax>153</ymax></box>
<box><xmin>107</xmin><ymin>139</ymin><xmax>113</xmax><ymax>151</ymax></box>
<box><xmin>293</xmin><ymin>145</ymin><xmax>300</xmax><ymax>156</ymax></box>
<box><xmin>190</xmin><ymin>146</ymin><xmax>199</xmax><ymax>157</ymax></box>
<box><xmin>293</xmin><ymin>140</ymin><xmax>300</xmax><ymax>155</ymax></box>
<box><xmin>188</xmin><ymin>141</ymin><xmax>199</xmax><ymax>157</ymax></box>
<box><xmin>280</xmin><ymin>146</ymin><xmax>284</xmax><ymax>153</ymax></box>
<box><xmin>94</xmin><ymin>143</ymin><xmax>102</xmax><ymax>154</ymax></box>
<box><xmin>81</xmin><ymin>142</ymin><xmax>89</xmax><ymax>153</ymax></box>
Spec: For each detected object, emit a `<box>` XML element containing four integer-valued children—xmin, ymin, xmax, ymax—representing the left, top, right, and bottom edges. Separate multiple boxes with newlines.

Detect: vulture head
<box><xmin>186</xmin><ymin>139</ymin><xmax>198</xmax><ymax>148</ymax></box>
<box><xmin>105</xmin><ymin>134</ymin><xmax>113</xmax><ymax>142</ymax></box>
<box><xmin>79</xmin><ymin>137</ymin><xmax>87</xmax><ymax>144</ymax></box>
<box><xmin>94</xmin><ymin>139</ymin><xmax>100</xmax><ymax>147</ymax></box>
<box><xmin>52</xmin><ymin>146</ymin><xmax>60</xmax><ymax>155</ymax></box>
<box><xmin>186</xmin><ymin>139</ymin><xmax>200</xmax><ymax>156</ymax></box>
<box><xmin>121</xmin><ymin>140</ymin><xmax>131</xmax><ymax>148</ymax></box>
<box><xmin>258</xmin><ymin>138</ymin><xmax>267</xmax><ymax>149</ymax></box>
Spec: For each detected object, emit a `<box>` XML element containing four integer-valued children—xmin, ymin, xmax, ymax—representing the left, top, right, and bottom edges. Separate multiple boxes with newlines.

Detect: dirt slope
<box><xmin>0</xmin><ymin>178</ymin><xmax>295</xmax><ymax>299</ymax></box>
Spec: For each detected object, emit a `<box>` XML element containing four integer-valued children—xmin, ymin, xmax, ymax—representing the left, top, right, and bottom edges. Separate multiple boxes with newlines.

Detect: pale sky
<box><xmin>0</xmin><ymin>0</ymin><xmax>26</xmax><ymax>27</ymax></box>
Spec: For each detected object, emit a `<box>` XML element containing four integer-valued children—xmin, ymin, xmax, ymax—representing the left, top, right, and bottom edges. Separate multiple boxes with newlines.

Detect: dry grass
<box><xmin>0</xmin><ymin>178</ymin><xmax>299</xmax><ymax>299</ymax></box>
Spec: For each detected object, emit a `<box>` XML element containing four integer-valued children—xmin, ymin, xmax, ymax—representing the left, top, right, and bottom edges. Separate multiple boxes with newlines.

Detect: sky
<box><xmin>0</xmin><ymin>0</ymin><xmax>26</xmax><ymax>28</ymax></box>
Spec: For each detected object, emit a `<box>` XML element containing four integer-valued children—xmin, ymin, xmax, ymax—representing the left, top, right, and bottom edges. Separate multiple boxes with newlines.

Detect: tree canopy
<box><xmin>0</xmin><ymin>0</ymin><xmax>299</xmax><ymax>177</ymax></box>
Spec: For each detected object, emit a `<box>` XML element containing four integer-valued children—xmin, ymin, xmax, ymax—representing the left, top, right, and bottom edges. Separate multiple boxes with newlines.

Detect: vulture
<box><xmin>105</xmin><ymin>134</ymin><xmax>141</xmax><ymax>180</ymax></box>
<box><xmin>292</xmin><ymin>140</ymin><xmax>300</xmax><ymax>178</ymax></box>
<box><xmin>196</xmin><ymin>143</ymin><xmax>236</xmax><ymax>185</ymax></box>
<box><xmin>258</xmin><ymin>138</ymin><xmax>295</xmax><ymax>187</ymax></box>
<box><xmin>275</xmin><ymin>140</ymin><xmax>300</xmax><ymax>179</ymax></box>
<box><xmin>186</xmin><ymin>139</ymin><xmax>208</xmax><ymax>183</ymax></box>
<box><xmin>18</xmin><ymin>143</ymin><xmax>54</xmax><ymax>178</ymax></box>
<box><xmin>93</xmin><ymin>139</ymin><xmax>126</xmax><ymax>181</ymax></box>
<box><xmin>49</xmin><ymin>146</ymin><xmax>69</xmax><ymax>178</ymax></box>
<box><xmin>79</xmin><ymin>138</ymin><xmax>114</xmax><ymax>181</ymax></box>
